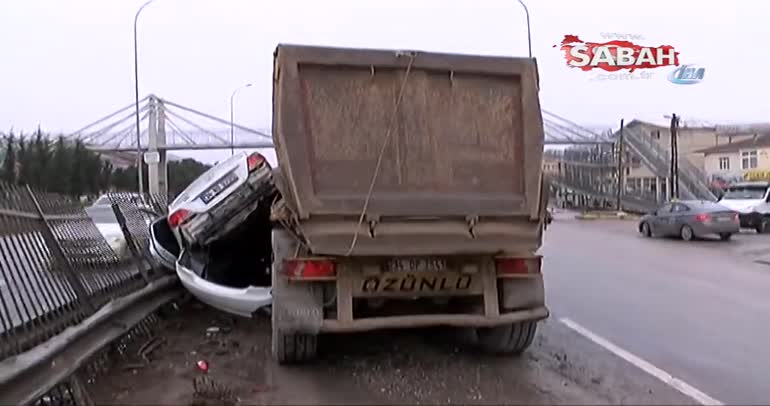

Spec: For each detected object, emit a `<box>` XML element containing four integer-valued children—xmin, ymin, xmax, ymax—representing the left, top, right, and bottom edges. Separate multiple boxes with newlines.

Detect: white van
<box><xmin>717</xmin><ymin>181</ymin><xmax>770</xmax><ymax>233</ymax></box>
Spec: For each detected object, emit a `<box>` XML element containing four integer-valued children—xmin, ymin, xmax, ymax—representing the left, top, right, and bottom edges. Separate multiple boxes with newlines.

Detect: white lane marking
<box><xmin>559</xmin><ymin>317</ymin><xmax>723</xmax><ymax>406</ymax></box>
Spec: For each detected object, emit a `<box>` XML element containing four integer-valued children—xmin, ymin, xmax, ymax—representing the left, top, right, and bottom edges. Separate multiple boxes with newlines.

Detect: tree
<box><xmin>98</xmin><ymin>159</ymin><xmax>113</xmax><ymax>193</ymax></box>
<box><xmin>16</xmin><ymin>135</ymin><xmax>30</xmax><ymax>185</ymax></box>
<box><xmin>69</xmin><ymin>140</ymin><xmax>86</xmax><ymax>197</ymax></box>
<box><xmin>49</xmin><ymin>135</ymin><xmax>71</xmax><ymax>194</ymax></box>
<box><xmin>1</xmin><ymin>132</ymin><xmax>17</xmax><ymax>184</ymax></box>
<box><xmin>30</xmin><ymin>128</ymin><xmax>50</xmax><ymax>188</ymax></box>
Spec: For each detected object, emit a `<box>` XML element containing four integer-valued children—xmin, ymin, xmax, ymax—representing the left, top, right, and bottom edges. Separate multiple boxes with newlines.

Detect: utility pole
<box><xmin>616</xmin><ymin>119</ymin><xmax>624</xmax><ymax>211</ymax></box>
<box><xmin>669</xmin><ymin>113</ymin><xmax>680</xmax><ymax>200</ymax></box>
<box><xmin>516</xmin><ymin>0</ymin><xmax>532</xmax><ymax>58</ymax></box>
<box><xmin>133</xmin><ymin>0</ymin><xmax>156</xmax><ymax>196</ymax></box>
<box><xmin>230</xmin><ymin>83</ymin><xmax>253</xmax><ymax>156</ymax></box>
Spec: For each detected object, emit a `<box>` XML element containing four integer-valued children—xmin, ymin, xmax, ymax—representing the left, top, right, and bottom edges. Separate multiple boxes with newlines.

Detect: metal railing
<box><xmin>623</xmin><ymin>127</ymin><xmax>716</xmax><ymax>201</ymax></box>
<box><xmin>549</xmin><ymin>173</ymin><xmax>659</xmax><ymax>213</ymax></box>
<box><xmin>0</xmin><ymin>181</ymin><xmax>180</xmax><ymax>405</ymax></box>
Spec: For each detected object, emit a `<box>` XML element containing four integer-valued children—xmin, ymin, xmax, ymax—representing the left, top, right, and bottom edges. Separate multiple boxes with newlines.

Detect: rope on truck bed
<box><xmin>345</xmin><ymin>51</ymin><xmax>417</xmax><ymax>256</ymax></box>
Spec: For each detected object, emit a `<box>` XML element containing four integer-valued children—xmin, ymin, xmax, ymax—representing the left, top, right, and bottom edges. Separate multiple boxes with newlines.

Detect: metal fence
<box><xmin>0</xmin><ymin>181</ymin><xmax>179</xmax><ymax>405</ymax></box>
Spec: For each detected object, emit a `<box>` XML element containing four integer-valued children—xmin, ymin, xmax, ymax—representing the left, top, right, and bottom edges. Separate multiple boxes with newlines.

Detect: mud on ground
<box><xmin>88</xmin><ymin>298</ymin><xmax>694</xmax><ymax>405</ymax></box>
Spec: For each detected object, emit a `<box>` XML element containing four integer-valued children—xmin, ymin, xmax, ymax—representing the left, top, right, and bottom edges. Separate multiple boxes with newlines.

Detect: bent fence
<box><xmin>0</xmin><ymin>181</ymin><xmax>180</xmax><ymax>406</ymax></box>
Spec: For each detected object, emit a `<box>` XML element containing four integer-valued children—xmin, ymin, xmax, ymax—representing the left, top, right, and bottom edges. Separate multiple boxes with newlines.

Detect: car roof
<box><xmin>673</xmin><ymin>200</ymin><xmax>729</xmax><ymax>212</ymax></box>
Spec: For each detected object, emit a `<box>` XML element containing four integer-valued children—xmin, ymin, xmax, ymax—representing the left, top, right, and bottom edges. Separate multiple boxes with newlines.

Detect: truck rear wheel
<box><xmin>271</xmin><ymin>327</ymin><xmax>317</xmax><ymax>365</ymax></box>
<box><xmin>475</xmin><ymin>321</ymin><xmax>537</xmax><ymax>355</ymax></box>
<box><xmin>271</xmin><ymin>228</ymin><xmax>319</xmax><ymax>365</ymax></box>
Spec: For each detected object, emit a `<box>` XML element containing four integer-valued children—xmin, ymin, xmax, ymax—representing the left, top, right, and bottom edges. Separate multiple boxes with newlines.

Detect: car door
<box><xmin>650</xmin><ymin>203</ymin><xmax>674</xmax><ymax>235</ymax></box>
<box><xmin>668</xmin><ymin>203</ymin><xmax>690</xmax><ymax>233</ymax></box>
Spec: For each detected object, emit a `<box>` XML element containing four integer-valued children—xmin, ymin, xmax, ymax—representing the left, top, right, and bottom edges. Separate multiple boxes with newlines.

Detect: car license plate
<box><xmin>200</xmin><ymin>172</ymin><xmax>238</xmax><ymax>204</ymax></box>
<box><xmin>384</xmin><ymin>257</ymin><xmax>447</xmax><ymax>272</ymax></box>
<box><xmin>354</xmin><ymin>271</ymin><xmax>483</xmax><ymax>297</ymax></box>
<box><xmin>717</xmin><ymin>216</ymin><xmax>732</xmax><ymax>222</ymax></box>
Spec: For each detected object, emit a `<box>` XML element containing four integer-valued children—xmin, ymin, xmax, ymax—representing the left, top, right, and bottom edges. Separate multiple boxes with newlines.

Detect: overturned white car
<box><xmin>149</xmin><ymin>151</ymin><xmax>275</xmax><ymax>317</ymax></box>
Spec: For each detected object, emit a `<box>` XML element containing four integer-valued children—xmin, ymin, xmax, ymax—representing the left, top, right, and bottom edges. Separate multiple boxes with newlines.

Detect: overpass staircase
<box><xmin>622</xmin><ymin>126</ymin><xmax>716</xmax><ymax>201</ymax></box>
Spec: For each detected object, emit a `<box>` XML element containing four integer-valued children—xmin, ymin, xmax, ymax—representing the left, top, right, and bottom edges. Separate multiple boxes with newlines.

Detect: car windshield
<box><xmin>722</xmin><ymin>186</ymin><xmax>767</xmax><ymax>200</ymax></box>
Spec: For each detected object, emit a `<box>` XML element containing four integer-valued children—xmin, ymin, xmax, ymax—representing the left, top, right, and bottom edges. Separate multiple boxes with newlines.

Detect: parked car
<box><xmin>149</xmin><ymin>151</ymin><xmax>276</xmax><ymax>316</ymax></box>
<box><xmin>717</xmin><ymin>181</ymin><xmax>770</xmax><ymax>234</ymax></box>
<box><xmin>638</xmin><ymin>200</ymin><xmax>740</xmax><ymax>241</ymax></box>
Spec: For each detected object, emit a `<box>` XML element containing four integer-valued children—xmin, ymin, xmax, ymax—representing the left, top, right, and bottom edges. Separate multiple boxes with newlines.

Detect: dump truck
<box><xmin>268</xmin><ymin>44</ymin><xmax>549</xmax><ymax>364</ymax></box>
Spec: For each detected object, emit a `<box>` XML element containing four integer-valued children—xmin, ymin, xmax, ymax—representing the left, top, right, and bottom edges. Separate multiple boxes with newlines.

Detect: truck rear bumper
<box><xmin>319</xmin><ymin>306</ymin><xmax>549</xmax><ymax>333</ymax></box>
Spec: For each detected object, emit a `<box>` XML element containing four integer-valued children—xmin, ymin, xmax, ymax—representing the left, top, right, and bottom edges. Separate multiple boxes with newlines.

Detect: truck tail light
<box><xmin>495</xmin><ymin>256</ymin><xmax>541</xmax><ymax>276</ymax></box>
<box><xmin>283</xmin><ymin>259</ymin><xmax>336</xmax><ymax>280</ymax></box>
<box><xmin>247</xmin><ymin>152</ymin><xmax>266</xmax><ymax>172</ymax></box>
<box><xmin>695</xmin><ymin>213</ymin><xmax>711</xmax><ymax>223</ymax></box>
<box><xmin>168</xmin><ymin>209</ymin><xmax>191</xmax><ymax>228</ymax></box>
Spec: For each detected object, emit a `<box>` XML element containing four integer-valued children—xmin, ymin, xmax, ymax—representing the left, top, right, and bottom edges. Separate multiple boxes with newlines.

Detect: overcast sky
<box><xmin>1</xmin><ymin>0</ymin><xmax>766</xmax><ymax>164</ymax></box>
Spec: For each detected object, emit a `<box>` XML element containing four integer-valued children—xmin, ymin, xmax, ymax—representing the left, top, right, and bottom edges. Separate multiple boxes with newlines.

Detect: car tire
<box><xmin>719</xmin><ymin>233</ymin><xmax>732</xmax><ymax>241</ymax></box>
<box><xmin>474</xmin><ymin>321</ymin><xmax>537</xmax><ymax>355</ymax></box>
<box><xmin>640</xmin><ymin>222</ymin><xmax>652</xmax><ymax>237</ymax></box>
<box><xmin>680</xmin><ymin>225</ymin><xmax>695</xmax><ymax>241</ymax></box>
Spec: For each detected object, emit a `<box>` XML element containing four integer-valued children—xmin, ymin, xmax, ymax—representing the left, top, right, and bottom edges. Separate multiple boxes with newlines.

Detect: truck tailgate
<box><xmin>272</xmin><ymin>44</ymin><xmax>545</xmax><ymax>221</ymax></box>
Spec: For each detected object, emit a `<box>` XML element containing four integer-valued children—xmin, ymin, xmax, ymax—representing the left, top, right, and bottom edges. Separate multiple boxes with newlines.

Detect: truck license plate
<box><xmin>384</xmin><ymin>257</ymin><xmax>447</xmax><ymax>272</ymax></box>
<box><xmin>353</xmin><ymin>271</ymin><xmax>483</xmax><ymax>297</ymax></box>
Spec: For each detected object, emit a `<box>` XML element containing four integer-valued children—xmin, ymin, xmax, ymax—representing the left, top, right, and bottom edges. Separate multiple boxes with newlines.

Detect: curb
<box><xmin>574</xmin><ymin>211</ymin><xmax>640</xmax><ymax>221</ymax></box>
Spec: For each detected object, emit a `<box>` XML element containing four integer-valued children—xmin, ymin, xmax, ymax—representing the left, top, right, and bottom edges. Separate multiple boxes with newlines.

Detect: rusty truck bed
<box><xmin>271</xmin><ymin>44</ymin><xmax>546</xmax><ymax>256</ymax></box>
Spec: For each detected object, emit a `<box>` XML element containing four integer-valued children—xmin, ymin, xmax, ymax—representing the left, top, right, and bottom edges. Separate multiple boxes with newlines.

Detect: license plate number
<box><xmin>717</xmin><ymin>216</ymin><xmax>732</xmax><ymax>222</ymax></box>
<box><xmin>200</xmin><ymin>172</ymin><xmax>238</xmax><ymax>204</ymax></box>
<box><xmin>355</xmin><ymin>271</ymin><xmax>483</xmax><ymax>297</ymax></box>
<box><xmin>384</xmin><ymin>258</ymin><xmax>447</xmax><ymax>272</ymax></box>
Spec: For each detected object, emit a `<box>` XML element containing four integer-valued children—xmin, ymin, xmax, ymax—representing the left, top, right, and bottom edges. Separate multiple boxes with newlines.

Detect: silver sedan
<box><xmin>638</xmin><ymin>200</ymin><xmax>740</xmax><ymax>241</ymax></box>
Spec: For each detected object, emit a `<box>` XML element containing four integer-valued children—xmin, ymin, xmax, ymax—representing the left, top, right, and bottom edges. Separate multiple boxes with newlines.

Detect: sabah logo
<box><xmin>555</xmin><ymin>35</ymin><xmax>680</xmax><ymax>72</ymax></box>
<box><xmin>667</xmin><ymin>64</ymin><xmax>705</xmax><ymax>85</ymax></box>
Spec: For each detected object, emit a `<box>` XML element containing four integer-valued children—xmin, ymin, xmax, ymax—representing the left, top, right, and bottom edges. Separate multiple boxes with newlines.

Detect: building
<box><xmin>618</xmin><ymin>120</ymin><xmax>761</xmax><ymax>200</ymax></box>
<box><xmin>697</xmin><ymin>134</ymin><xmax>770</xmax><ymax>189</ymax></box>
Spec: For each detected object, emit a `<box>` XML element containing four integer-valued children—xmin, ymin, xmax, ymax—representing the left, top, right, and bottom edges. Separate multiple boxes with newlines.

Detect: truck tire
<box><xmin>271</xmin><ymin>228</ymin><xmax>319</xmax><ymax>365</ymax></box>
<box><xmin>756</xmin><ymin>217</ymin><xmax>769</xmax><ymax>234</ymax></box>
<box><xmin>272</xmin><ymin>325</ymin><xmax>317</xmax><ymax>365</ymax></box>
<box><xmin>475</xmin><ymin>321</ymin><xmax>537</xmax><ymax>355</ymax></box>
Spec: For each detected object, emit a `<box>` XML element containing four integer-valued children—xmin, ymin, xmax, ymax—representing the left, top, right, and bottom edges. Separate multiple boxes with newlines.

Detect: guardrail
<box><xmin>0</xmin><ymin>181</ymin><xmax>180</xmax><ymax>406</ymax></box>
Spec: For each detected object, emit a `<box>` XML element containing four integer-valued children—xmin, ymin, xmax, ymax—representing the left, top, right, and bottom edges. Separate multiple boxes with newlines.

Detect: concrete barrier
<box><xmin>575</xmin><ymin>211</ymin><xmax>640</xmax><ymax>221</ymax></box>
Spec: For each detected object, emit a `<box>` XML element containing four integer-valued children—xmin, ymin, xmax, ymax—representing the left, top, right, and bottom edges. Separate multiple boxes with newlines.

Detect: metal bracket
<box><xmin>466</xmin><ymin>215</ymin><xmax>479</xmax><ymax>239</ymax></box>
<box><xmin>366</xmin><ymin>215</ymin><xmax>380</xmax><ymax>237</ymax></box>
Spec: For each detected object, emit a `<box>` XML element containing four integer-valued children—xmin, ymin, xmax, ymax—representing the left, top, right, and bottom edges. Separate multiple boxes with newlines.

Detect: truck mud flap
<box><xmin>271</xmin><ymin>229</ymin><xmax>324</xmax><ymax>335</ymax></box>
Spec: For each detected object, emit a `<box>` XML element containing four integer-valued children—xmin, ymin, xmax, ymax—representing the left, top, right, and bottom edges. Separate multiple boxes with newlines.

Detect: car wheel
<box><xmin>719</xmin><ymin>233</ymin><xmax>732</xmax><ymax>241</ymax></box>
<box><xmin>680</xmin><ymin>225</ymin><xmax>695</xmax><ymax>241</ymax></box>
<box><xmin>475</xmin><ymin>321</ymin><xmax>538</xmax><ymax>355</ymax></box>
<box><xmin>640</xmin><ymin>222</ymin><xmax>652</xmax><ymax>237</ymax></box>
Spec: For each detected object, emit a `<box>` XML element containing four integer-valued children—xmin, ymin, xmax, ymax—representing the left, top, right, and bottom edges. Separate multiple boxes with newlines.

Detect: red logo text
<box><xmin>556</xmin><ymin>35</ymin><xmax>680</xmax><ymax>72</ymax></box>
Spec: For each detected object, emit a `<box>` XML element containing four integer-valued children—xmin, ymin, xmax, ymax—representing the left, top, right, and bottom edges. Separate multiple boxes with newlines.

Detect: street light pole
<box><xmin>516</xmin><ymin>0</ymin><xmax>532</xmax><ymax>58</ymax></box>
<box><xmin>133</xmin><ymin>0</ymin><xmax>156</xmax><ymax>196</ymax></box>
<box><xmin>230</xmin><ymin>83</ymin><xmax>253</xmax><ymax>156</ymax></box>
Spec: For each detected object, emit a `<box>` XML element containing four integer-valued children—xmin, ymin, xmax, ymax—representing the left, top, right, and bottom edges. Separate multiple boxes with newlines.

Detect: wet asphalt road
<box><xmin>91</xmin><ymin>301</ymin><xmax>695</xmax><ymax>405</ymax></box>
<box><xmin>543</xmin><ymin>212</ymin><xmax>770</xmax><ymax>405</ymax></box>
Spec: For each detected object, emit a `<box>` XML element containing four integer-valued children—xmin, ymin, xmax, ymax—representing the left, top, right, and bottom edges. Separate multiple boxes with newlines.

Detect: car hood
<box><xmin>717</xmin><ymin>198</ymin><xmax>763</xmax><ymax>213</ymax></box>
